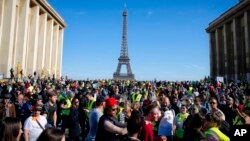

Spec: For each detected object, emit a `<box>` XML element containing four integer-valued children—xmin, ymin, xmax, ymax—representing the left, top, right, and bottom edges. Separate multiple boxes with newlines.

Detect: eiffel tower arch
<box><xmin>113</xmin><ymin>2</ymin><xmax>135</xmax><ymax>80</ymax></box>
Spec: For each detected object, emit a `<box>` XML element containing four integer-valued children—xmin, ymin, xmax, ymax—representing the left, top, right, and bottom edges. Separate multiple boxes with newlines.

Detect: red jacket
<box><xmin>139</xmin><ymin>121</ymin><xmax>162</xmax><ymax>141</ymax></box>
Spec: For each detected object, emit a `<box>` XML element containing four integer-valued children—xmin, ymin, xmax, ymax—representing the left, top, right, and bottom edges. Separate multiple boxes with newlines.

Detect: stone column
<box><xmin>51</xmin><ymin>24</ymin><xmax>59</xmax><ymax>77</ymax></box>
<box><xmin>26</xmin><ymin>6</ymin><xmax>39</xmax><ymax>76</ymax></box>
<box><xmin>11</xmin><ymin>0</ymin><xmax>19</xmax><ymax>67</ymax></box>
<box><xmin>15</xmin><ymin>0</ymin><xmax>29</xmax><ymax>73</ymax></box>
<box><xmin>244</xmin><ymin>11</ymin><xmax>250</xmax><ymax>82</ymax></box>
<box><xmin>233</xmin><ymin>18</ymin><xmax>239</xmax><ymax>81</ymax></box>
<box><xmin>0</xmin><ymin>0</ymin><xmax>4</xmax><ymax>45</ymax></box>
<box><xmin>215</xmin><ymin>29</ymin><xmax>220</xmax><ymax>76</ymax></box>
<box><xmin>0</xmin><ymin>0</ymin><xmax>17</xmax><ymax>78</ymax></box>
<box><xmin>37</xmin><ymin>13</ymin><xmax>47</xmax><ymax>75</ymax></box>
<box><xmin>45</xmin><ymin>19</ymin><xmax>54</xmax><ymax>76</ymax></box>
<box><xmin>57</xmin><ymin>28</ymin><xmax>64</xmax><ymax>77</ymax></box>
<box><xmin>209</xmin><ymin>33</ymin><xmax>214</xmax><ymax>78</ymax></box>
<box><xmin>223</xmin><ymin>24</ymin><xmax>228</xmax><ymax>83</ymax></box>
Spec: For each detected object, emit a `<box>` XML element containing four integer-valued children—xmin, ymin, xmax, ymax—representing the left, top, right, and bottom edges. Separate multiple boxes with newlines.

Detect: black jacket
<box><xmin>95</xmin><ymin>115</ymin><xmax>126</xmax><ymax>141</ymax></box>
<box><xmin>69</xmin><ymin>107</ymin><xmax>81</xmax><ymax>137</ymax></box>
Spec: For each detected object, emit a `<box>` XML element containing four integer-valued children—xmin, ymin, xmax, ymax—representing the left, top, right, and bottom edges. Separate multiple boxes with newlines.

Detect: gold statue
<box><xmin>41</xmin><ymin>67</ymin><xmax>46</xmax><ymax>79</ymax></box>
<box><xmin>16</xmin><ymin>62</ymin><xmax>21</xmax><ymax>79</ymax></box>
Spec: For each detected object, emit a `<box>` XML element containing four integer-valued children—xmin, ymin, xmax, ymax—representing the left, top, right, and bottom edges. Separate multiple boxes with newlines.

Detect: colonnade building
<box><xmin>0</xmin><ymin>0</ymin><xmax>66</xmax><ymax>79</ymax></box>
<box><xmin>206</xmin><ymin>0</ymin><xmax>250</xmax><ymax>82</ymax></box>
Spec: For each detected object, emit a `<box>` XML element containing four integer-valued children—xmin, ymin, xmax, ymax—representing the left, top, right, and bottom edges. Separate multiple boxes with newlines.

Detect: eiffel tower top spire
<box><xmin>124</xmin><ymin>0</ymin><xmax>127</xmax><ymax>10</ymax></box>
<box><xmin>120</xmin><ymin>0</ymin><xmax>128</xmax><ymax>57</ymax></box>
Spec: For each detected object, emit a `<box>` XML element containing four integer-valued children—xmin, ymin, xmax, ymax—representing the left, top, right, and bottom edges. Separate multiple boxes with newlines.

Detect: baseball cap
<box><xmin>105</xmin><ymin>97</ymin><xmax>117</xmax><ymax>107</ymax></box>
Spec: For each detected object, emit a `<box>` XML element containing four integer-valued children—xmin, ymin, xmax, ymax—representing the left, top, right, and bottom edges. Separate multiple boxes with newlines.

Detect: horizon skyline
<box><xmin>48</xmin><ymin>0</ymin><xmax>239</xmax><ymax>81</ymax></box>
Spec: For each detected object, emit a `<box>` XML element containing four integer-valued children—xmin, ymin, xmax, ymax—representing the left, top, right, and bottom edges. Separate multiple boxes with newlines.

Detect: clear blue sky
<box><xmin>48</xmin><ymin>0</ymin><xmax>239</xmax><ymax>81</ymax></box>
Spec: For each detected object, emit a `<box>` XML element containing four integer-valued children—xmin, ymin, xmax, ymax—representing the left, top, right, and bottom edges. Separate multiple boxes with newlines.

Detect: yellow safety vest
<box><xmin>86</xmin><ymin>100</ymin><xmax>95</xmax><ymax>118</ymax></box>
<box><xmin>233</xmin><ymin>115</ymin><xmax>244</xmax><ymax>125</ymax></box>
<box><xmin>126</xmin><ymin>80</ymin><xmax>130</xmax><ymax>86</ymax></box>
<box><xmin>87</xmin><ymin>100</ymin><xmax>95</xmax><ymax>110</ymax></box>
<box><xmin>115</xmin><ymin>107</ymin><xmax>124</xmax><ymax>123</ymax></box>
<box><xmin>61</xmin><ymin>97</ymin><xmax>72</xmax><ymax>116</ymax></box>
<box><xmin>117</xmin><ymin>107</ymin><xmax>124</xmax><ymax>116</ymax></box>
<box><xmin>132</xmin><ymin>93</ymin><xmax>142</xmax><ymax>102</ymax></box>
<box><xmin>205</xmin><ymin>127</ymin><xmax>230</xmax><ymax>141</ymax></box>
<box><xmin>145</xmin><ymin>90</ymin><xmax>149</xmax><ymax>97</ymax></box>
<box><xmin>175</xmin><ymin>113</ymin><xmax>189</xmax><ymax>139</ymax></box>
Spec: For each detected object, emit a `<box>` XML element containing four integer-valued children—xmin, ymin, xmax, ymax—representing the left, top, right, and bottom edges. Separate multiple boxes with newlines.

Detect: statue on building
<box><xmin>16</xmin><ymin>62</ymin><xmax>21</xmax><ymax>79</ymax></box>
<box><xmin>10</xmin><ymin>68</ymin><xmax>14</xmax><ymax>80</ymax></box>
<box><xmin>20</xmin><ymin>69</ymin><xmax>23</xmax><ymax>79</ymax></box>
<box><xmin>52</xmin><ymin>74</ymin><xmax>55</xmax><ymax>81</ymax></box>
<box><xmin>41</xmin><ymin>67</ymin><xmax>46</xmax><ymax>79</ymax></box>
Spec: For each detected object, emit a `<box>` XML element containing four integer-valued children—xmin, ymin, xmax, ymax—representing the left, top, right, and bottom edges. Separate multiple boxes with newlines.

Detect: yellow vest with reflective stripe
<box><xmin>205</xmin><ymin>127</ymin><xmax>230</xmax><ymax>141</ymax></box>
<box><xmin>87</xmin><ymin>100</ymin><xmax>95</xmax><ymax>110</ymax></box>
<box><xmin>233</xmin><ymin>115</ymin><xmax>244</xmax><ymax>125</ymax></box>
<box><xmin>61</xmin><ymin>98</ymin><xmax>72</xmax><ymax>116</ymax></box>
<box><xmin>86</xmin><ymin>100</ymin><xmax>95</xmax><ymax>118</ymax></box>
<box><xmin>117</xmin><ymin>107</ymin><xmax>124</xmax><ymax>116</ymax></box>
<box><xmin>145</xmin><ymin>90</ymin><xmax>149</xmax><ymax>97</ymax></box>
<box><xmin>175</xmin><ymin>113</ymin><xmax>189</xmax><ymax>138</ymax></box>
<box><xmin>115</xmin><ymin>107</ymin><xmax>124</xmax><ymax>123</ymax></box>
<box><xmin>132</xmin><ymin>93</ymin><xmax>142</xmax><ymax>102</ymax></box>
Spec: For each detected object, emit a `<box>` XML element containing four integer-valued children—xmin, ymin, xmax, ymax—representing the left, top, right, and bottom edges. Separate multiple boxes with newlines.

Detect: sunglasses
<box><xmin>111</xmin><ymin>108</ymin><xmax>118</xmax><ymax>111</ymax></box>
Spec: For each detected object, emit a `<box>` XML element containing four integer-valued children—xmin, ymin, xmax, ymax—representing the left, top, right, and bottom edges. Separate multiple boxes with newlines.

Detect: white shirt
<box><xmin>158</xmin><ymin>109</ymin><xmax>175</xmax><ymax>136</ymax></box>
<box><xmin>24</xmin><ymin>115</ymin><xmax>47</xmax><ymax>141</ymax></box>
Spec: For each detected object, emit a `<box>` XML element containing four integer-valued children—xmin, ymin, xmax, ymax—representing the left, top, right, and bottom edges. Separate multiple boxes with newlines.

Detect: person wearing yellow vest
<box><xmin>203</xmin><ymin>111</ymin><xmax>230</xmax><ymax>141</ymax></box>
<box><xmin>188</xmin><ymin>87</ymin><xmax>193</xmax><ymax>96</ymax></box>
<box><xmin>116</xmin><ymin>106</ymin><xmax>125</xmax><ymax>123</ymax></box>
<box><xmin>131</xmin><ymin>88</ymin><xmax>142</xmax><ymax>103</ymax></box>
<box><xmin>174</xmin><ymin>104</ymin><xmax>189</xmax><ymax>140</ymax></box>
<box><xmin>232</xmin><ymin>115</ymin><xmax>244</xmax><ymax>125</ymax></box>
<box><xmin>58</xmin><ymin>90</ymin><xmax>74</xmax><ymax>132</ymax></box>
<box><xmin>233</xmin><ymin>107</ymin><xmax>250</xmax><ymax>125</ymax></box>
<box><xmin>82</xmin><ymin>92</ymin><xmax>96</xmax><ymax>139</ymax></box>
<box><xmin>84</xmin><ymin>92</ymin><xmax>96</xmax><ymax>118</ymax></box>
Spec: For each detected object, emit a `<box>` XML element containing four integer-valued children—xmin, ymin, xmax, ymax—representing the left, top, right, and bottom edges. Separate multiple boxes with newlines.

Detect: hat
<box><xmin>105</xmin><ymin>97</ymin><xmax>117</xmax><ymax>107</ymax></box>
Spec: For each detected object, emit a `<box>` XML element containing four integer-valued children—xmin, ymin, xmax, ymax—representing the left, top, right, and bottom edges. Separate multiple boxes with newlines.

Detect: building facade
<box><xmin>206</xmin><ymin>0</ymin><xmax>250</xmax><ymax>83</ymax></box>
<box><xmin>0</xmin><ymin>0</ymin><xmax>66</xmax><ymax>79</ymax></box>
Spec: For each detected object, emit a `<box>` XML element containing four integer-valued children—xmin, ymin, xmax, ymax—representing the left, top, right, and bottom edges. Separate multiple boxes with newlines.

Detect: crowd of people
<box><xmin>1</xmin><ymin>75</ymin><xmax>250</xmax><ymax>141</ymax></box>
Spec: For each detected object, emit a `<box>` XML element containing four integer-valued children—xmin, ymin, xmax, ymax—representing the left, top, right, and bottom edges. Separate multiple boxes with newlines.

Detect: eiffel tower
<box><xmin>113</xmin><ymin>1</ymin><xmax>135</xmax><ymax>80</ymax></box>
